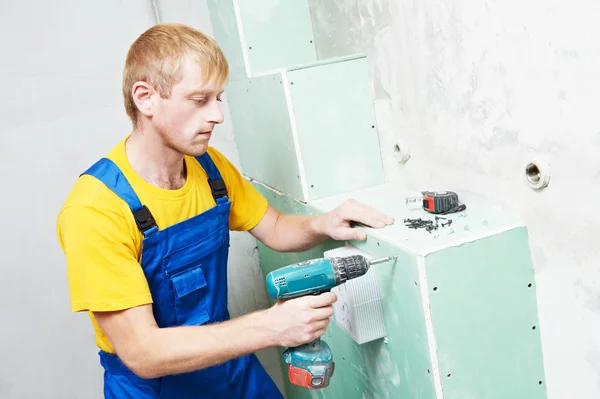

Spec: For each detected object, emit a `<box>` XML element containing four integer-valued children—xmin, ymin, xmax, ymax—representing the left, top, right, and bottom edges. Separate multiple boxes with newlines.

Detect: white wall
<box><xmin>309</xmin><ymin>0</ymin><xmax>600</xmax><ymax>398</ymax></box>
<box><xmin>0</xmin><ymin>1</ymin><xmax>282</xmax><ymax>398</ymax></box>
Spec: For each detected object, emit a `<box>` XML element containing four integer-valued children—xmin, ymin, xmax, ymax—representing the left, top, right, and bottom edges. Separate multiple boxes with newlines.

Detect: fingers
<box><xmin>307</xmin><ymin>292</ymin><xmax>337</xmax><ymax>308</ymax></box>
<box><xmin>310</xmin><ymin>306</ymin><xmax>335</xmax><ymax>321</ymax></box>
<box><xmin>298</xmin><ymin>321</ymin><xmax>330</xmax><ymax>346</ymax></box>
<box><xmin>271</xmin><ymin>295</ymin><xmax>335</xmax><ymax>347</ymax></box>
<box><xmin>339</xmin><ymin>199</ymin><xmax>394</xmax><ymax>230</ymax></box>
<box><xmin>312</xmin><ymin>327</ymin><xmax>329</xmax><ymax>340</ymax></box>
<box><xmin>337</xmin><ymin>199</ymin><xmax>363</xmax><ymax>221</ymax></box>
<box><xmin>312</xmin><ymin>319</ymin><xmax>330</xmax><ymax>333</ymax></box>
<box><xmin>334</xmin><ymin>226</ymin><xmax>367</xmax><ymax>241</ymax></box>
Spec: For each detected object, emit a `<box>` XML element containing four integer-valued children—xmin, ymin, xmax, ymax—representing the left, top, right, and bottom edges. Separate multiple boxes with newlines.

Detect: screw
<box><xmin>442</xmin><ymin>220</ymin><xmax>453</xmax><ymax>227</ymax></box>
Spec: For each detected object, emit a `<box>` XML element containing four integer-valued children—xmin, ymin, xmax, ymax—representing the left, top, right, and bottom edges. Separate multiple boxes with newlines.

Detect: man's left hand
<box><xmin>312</xmin><ymin>199</ymin><xmax>394</xmax><ymax>241</ymax></box>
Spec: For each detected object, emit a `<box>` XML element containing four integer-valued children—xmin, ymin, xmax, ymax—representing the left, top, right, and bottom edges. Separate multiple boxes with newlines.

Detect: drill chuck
<box><xmin>331</xmin><ymin>255</ymin><xmax>370</xmax><ymax>284</ymax></box>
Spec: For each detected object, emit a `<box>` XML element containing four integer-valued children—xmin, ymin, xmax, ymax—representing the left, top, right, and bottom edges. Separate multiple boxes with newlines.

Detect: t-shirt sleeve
<box><xmin>208</xmin><ymin>147</ymin><xmax>268</xmax><ymax>231</ymax></box>
<box><xmin>56</xmin><ymin>202</ymin><xmax>153</xmax><ymax>313</ymax></box>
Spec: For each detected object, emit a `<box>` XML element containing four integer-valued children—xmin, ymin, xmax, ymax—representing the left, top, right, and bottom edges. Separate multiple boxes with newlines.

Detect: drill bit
<box><xmin>369</xmin><ymin>255</ymin><xmax>398</xmax><ymax>266</ymax></box>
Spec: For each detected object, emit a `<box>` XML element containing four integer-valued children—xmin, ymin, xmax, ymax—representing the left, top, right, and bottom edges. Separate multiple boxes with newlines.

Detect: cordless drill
<box><xmin>265</xmin><ymin>254</ymin><xmax>396</xmax><ymax>389</ymax></box>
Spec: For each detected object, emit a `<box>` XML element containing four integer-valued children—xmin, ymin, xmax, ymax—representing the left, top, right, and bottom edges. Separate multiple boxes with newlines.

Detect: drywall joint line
<box><xmin>417</xmin><ymin>255</ymin><xmax>444</xmax><ymax>399</ymax></box>
<box><xmin>245</xmin><ymin>176</ymin><xmax>308</xmax><ymax>205</ymax></box>
<box><xmin>232</xmin><ymin>0</ymin><xmax>252</xmax><ymax>77</ymax></box>
<box><xmin>250</xmin><ymin>67</ymin><xmax>287</xmax><ymax>78</ymax></box>
<box><xmin>286</xmin><ymin>53</ymin><xmax>366</xmax><ymax>71</ymax></box>
<box><xmin>244</xmin><ymin>176</ymin><xmax>286</xmax><ymax>196</ymax></box>
<box><xmin>151</xmin><ymin>0</ymin><xmax>161</xmax><ymax>24</ymax></box>
<box><xmin>282</xmin><ymin>72</ymin><xmax>309</xmax><ymax>201</ymax></box>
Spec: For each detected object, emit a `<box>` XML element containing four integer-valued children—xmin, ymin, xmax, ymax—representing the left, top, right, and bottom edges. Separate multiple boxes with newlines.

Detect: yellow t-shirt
<box><xmin>56</xmin><ymin>136</ymin><xmax>268</xmax><ymax>354</ymax></box>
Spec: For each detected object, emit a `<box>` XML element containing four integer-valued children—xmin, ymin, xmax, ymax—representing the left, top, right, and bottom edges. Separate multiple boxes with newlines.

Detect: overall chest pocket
<box><xmin>164</xmin><ymin>227</ymin><xmax>227</xmax><ymax>326</ymax></box>
<box><xmin>170</xmin><ymin>265</ymin><xmax>210</xmax><ymax>326</ymax></box>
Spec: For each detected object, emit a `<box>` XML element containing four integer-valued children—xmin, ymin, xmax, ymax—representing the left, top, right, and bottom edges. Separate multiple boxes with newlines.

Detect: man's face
<box><xmin>153</xmin><ymin>56</ymin><xmax>225</xmax><ymax>157</ymax></box>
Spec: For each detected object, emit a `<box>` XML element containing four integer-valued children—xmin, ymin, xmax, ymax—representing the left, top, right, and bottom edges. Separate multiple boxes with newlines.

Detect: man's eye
<box><xmin>194</xmin><ymin>98</ymin><xmax>207</xmax><ymax>104</ymax></box>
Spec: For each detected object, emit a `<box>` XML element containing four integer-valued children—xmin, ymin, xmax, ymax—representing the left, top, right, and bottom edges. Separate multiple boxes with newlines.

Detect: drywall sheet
<box><xmin>253</xmin><ymin>183</ymin><xmax>437</xmax><ymax>399</ymax></box>
<box><xmin>306</xmin><ymin>182</ymin><xmax>548</xmax><ymax>399</ymax></box>
<box><xmin>287</xmin><ymin>56</ymin><xmax>385</xmax><ymax>200</ymax></box>
<box><xmin>236</xmin><ymin>0</ymin><xmax>317</xmax><ymax>74</ymax></box>
<box><xmin>206</xmin><ymin>0</ymin><xmax>246</xmax><ymax>81</ymax></box>
<box><xmin>228</xmin><ymin>56</ymin><xmax>385</xmax><ymax>203</ymax></box>
<box><xmin>426</xmin><ymin>227</ymin><xmax>547</xmax><ymax>399</ymax></box>
<box><xmin>207</xmin><ymin>0</ymin><xmax>317</xmax><ymax>78</ymax></box>
<box><xmin>226</xmin><ymin>76</ymin><xmax>304</xmax><ymax>200</ymax></box>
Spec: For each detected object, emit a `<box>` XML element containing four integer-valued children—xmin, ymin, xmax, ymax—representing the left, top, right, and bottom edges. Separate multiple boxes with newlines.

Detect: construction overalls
<box><xmin>82</xmin><ymin>152</ymin><xmax>283</xmax><ymax>399</ymax></box>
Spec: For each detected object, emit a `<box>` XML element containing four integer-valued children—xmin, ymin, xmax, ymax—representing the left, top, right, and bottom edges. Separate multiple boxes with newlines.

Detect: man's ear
<box><xmin>131</xmin><ymin>81</ymin><xmax>156</xmax><ymax>118</ymax></box>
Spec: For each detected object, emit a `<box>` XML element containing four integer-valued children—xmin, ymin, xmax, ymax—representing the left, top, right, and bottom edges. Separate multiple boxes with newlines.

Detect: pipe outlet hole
<box><xmin>526</xmin><ymin>163</ymin><xmax>541</xmax><ymax>184</ymax></box>
<box><xmin>393</xmin><ymin>143</ymin><xmax>411</xmax><ymax>163</ymax></box>
<box><xmin>525</xmin><ymin>162</ymin><xmax>550</xmax><ymax>189</ymax></box>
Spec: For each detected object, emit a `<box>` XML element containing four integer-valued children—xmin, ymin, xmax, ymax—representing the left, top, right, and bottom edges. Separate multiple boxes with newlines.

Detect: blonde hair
<box><xmin>122</xmin><ymin>23</ymin><xmax>229</xmax><ymax>126</ymax></box>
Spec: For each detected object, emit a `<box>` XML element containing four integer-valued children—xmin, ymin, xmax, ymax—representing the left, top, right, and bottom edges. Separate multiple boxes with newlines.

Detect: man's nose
<box><xmin>208</xmin><ymin>100</ymin><xmax>224</xmax><ymax>124</ymax></box>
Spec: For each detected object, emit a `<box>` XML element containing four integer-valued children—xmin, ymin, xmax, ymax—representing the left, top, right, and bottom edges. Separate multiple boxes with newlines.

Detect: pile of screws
<box><xmin>404</xmin><ymin>216</ymin><xmax>452</xmax><ymax>233</ymax></box>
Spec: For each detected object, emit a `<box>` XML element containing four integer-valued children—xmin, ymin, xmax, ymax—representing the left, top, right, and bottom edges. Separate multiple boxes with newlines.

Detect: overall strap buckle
<box><xmin>208</xmin><ymin>179</ymin><xmax>228</xmax><ymax>199</ymax></box>
<box><xmin>196</xmin><ymin>153</ymin><xmax>228</xmax><ymax>201</ymax></box>
<box><xmin>133</xmin><ymin>205</ymin><xmax>157</xmax><ymax>233</ymax></box>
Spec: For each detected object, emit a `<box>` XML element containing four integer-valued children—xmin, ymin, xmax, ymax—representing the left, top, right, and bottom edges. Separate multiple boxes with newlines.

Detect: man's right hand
<box><xmin>263</xmin><ymin>292</ymin><xmax>337</xmax><ymax>347</ymax></box>
<box><xmin>92</xmin><ymin>292</ymin><xmax>337</xmax><ymax>379</ymax></box>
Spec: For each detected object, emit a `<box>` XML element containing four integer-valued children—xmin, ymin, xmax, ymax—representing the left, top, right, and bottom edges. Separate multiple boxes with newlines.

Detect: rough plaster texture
<box><xmin>0</xmin><ymin>0</ymin><xmax>282</xmax><ymax>397</ymax></box>
<box><xmin>308</xmin><ymin>0</ymin><xmax>600</xmax><ymax>398</ymax></box>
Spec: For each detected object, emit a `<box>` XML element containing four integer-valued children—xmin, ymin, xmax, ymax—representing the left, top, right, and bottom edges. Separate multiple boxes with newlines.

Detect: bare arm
<box><xmin>250</xmin><ymin>200</ymin><xmax>395</xmax><ymax>252</ymax></box>
<box><xmin>93</xmin><ymin>293</ymin><xmax>337</xmax><ymax>379</ymax></box>
<box><xmin>249</xmin><ymin>206</ymin><xmax>327</xmax><ymax>253</ymax></box>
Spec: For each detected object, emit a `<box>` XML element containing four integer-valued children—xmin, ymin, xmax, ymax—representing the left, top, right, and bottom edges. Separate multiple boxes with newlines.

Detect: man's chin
<box><xmin>185</xmin><ymin>143</ymin><xmax>210</xmax><ymax>157</ymax></box>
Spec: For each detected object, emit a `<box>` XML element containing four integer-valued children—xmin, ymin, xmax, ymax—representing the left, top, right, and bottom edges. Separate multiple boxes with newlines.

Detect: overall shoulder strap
<box><xmin>195</xmin><ymin>152</ymin><xmax>228</xmax><ymax>201</ymax></box>
<box><xmin>81</xmin><ymin>158</ymin><xmax>158</xmax><ymax>236</ymax></box>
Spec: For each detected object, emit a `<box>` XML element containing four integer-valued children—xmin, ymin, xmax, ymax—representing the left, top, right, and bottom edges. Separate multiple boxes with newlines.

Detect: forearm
<box><xmin>252</xmin><ymin>200</ymin><xmax>391</xmax><ymax>253</ymax></box>
<box><xmin>126</xmin><ymin>310</ymin><xmax>275</xmax><ymax>378</ymax></box>
<box><xmin>266</xmin><ymin>213</ymin><xmax>328</xmax><ymax>252</ymax></box>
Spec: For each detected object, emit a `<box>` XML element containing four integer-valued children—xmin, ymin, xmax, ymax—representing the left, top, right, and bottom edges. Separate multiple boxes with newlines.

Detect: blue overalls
<box><xmin>82</xmin><ymin>152</ymin><xmax>284</xmax><ymax>399</ymax></box>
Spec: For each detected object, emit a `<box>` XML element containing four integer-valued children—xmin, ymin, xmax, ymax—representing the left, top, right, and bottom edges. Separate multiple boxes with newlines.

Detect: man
<box><xmin>56</xmin><ymin>23</ymin><xmax>394</xmax><ymax>398</ymax></box>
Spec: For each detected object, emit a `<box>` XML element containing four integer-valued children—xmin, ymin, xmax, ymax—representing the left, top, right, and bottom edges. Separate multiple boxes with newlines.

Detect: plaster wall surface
<box><xmin>0</xmin><ymin>1</ymin><xmax>283</xmax><ymax>397</ymax></box>
<box><xmin>308</xmin><ymin>1</ymin><xmax>600</xmax><ymax>397</ymax></box>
